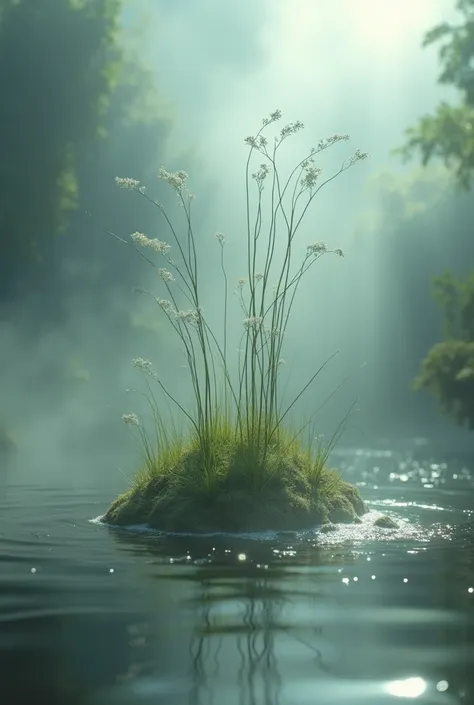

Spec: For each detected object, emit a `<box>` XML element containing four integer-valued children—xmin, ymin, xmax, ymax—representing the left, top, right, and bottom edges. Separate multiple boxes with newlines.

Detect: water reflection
<box><xmin>97</xmin><ymin>529</ymin><xmax>474</xmax><ymax>704</ymax></box>
<box><xmin>0</xmin><ymin>446</ymin><xmax>473</xmax><ymax>704</ymax></box>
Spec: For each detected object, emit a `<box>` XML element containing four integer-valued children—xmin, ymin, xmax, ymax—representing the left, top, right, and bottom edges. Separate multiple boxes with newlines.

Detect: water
<box><xmin>1</xmin><ymin>442</ymin><xmax>473</xmax><ymax>704</ymax></box>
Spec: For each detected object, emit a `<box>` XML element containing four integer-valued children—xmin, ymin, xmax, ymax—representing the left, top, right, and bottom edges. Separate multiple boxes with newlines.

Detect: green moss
<box><xmin>103</xmin><ymin>428</ymin><xmax>366</xmax><ymax>533</ymax></box>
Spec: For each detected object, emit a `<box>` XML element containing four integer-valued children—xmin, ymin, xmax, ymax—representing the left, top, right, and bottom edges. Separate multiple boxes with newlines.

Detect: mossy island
<box><xmin>100</xmin><ymin>110</ymin><xmax>369</xmax><ymax>534</ymax></box>
<box><xmin>103</xmin><ymin>424</ymin><xmax>367</xmax><ymax>532</ymax></box>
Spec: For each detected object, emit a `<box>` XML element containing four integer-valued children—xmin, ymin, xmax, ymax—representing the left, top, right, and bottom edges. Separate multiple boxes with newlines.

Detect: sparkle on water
<box><xmin>3</xmin><ymin>439</ymin><xmax>473</xmax><ymax>702</ymax></box>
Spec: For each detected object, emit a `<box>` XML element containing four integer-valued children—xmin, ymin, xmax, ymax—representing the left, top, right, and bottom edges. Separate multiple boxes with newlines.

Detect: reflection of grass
<box><xmin>102</xmin><ymin>110</ymin><xmax>367</xmax><ymax>533</ymax></box>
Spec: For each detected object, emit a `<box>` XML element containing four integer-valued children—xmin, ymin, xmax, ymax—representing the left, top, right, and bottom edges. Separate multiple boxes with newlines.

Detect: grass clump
<box><xmin>101</xmin><ymin>109</ymin><xmax>368</xmax><ymax>533</ymax></box>
<box><xmin>104</xmin><ymin>417</ymin><xmax>366</xmax><ymax>532</ymax></box>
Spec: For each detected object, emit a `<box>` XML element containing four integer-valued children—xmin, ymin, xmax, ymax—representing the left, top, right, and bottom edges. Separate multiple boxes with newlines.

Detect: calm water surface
<box><xmin>1</xmin><ymin>442</ymin><xmax>473</xmax><ymax>704</ymax></box>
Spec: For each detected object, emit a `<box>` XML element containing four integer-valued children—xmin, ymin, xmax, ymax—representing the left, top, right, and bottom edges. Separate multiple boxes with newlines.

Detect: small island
<box><xmin>103</xmin><ymin>428</ymin><xmax>367</xmax><ymax>533</ymax></box>
<box><xmin>102</xmin><ymin>111</ymin><xmax>369</xmax><ymax>535</ymax></box>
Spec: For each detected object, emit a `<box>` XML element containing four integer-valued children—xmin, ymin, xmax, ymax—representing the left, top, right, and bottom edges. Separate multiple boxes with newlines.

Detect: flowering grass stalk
<box><xmin>113</xmin><ymin>110</ymin><xmax>367</xmax><ymax>495</ymax></box>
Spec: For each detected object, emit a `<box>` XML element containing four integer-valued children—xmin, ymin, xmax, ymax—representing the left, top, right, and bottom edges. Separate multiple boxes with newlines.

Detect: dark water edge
<box><xmin>0</xmin><ymin>441</ymin><xmax>473</xmax><ymax>704</ymax></box>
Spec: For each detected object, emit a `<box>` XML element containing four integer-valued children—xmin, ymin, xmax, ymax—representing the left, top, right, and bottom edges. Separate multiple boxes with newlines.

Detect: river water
<box><xmin>1</xmin><ymin>441</ymin><xmax>473</xmax><ymax>704</ymax></box>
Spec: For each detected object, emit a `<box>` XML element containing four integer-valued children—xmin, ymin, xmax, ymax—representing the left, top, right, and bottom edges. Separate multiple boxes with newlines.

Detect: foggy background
<box><xmin>1</xmin><ymin>0</ymin><xmax>471</xmax><ymax>492</ymax></box>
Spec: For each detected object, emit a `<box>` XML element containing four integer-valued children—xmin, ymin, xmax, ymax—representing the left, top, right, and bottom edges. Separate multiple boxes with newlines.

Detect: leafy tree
<box><xmin>0</xmin><ymin>0</ymin><xmax>121</xmax><ymax>302</ymax></box>
<box><xmin>395</xmin><ymin>0</ymin><xmax>474</xmax><ymax>430</ymax></box>
<box><xmin>397</xmin><ymin>0</ymin><xmax>474</xmax><ymax>190</ymax></box>
<box><xmin>414</xmin><ymin>271</ymin><xmax>474</xmax><ymax>429</ymax></box>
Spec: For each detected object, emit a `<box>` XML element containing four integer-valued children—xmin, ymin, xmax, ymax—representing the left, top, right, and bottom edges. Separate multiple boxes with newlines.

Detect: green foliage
<box><xmin>396</xmin><ymin>0</ymin><xmax>474</xmax><ymax>189</ymax></box>
<box><xmin>432</xmin><ymin>268</ymin><xmax>474</xmax><ymax>339</ymax></box>
<box><xmin>415</xmin><ymin>340</ymin><xmax>474</xmax><ymax>429</ymax></box>
<box><xmin>0</xmin><ymin>0</ymin><xmax>121</xmax><ymax>298</ymax></box>
<box><xmin>397</xmin><ymin>0</ymin><xmax>474</xmax><ymax>430</ymax></box>
<box><xmin>356</xmin><ymin>166</ymin><xmax>451</xmax><ymax>235</ymax></box>
<box><xmin>415</xmin><ymin>270</ymin><xmax>474</xmax><ymax>429</ymax></box>
<box><xmin>397</xmin><ymin>103</ymin><xmax>474</xmax><ymax>190</ymax></box>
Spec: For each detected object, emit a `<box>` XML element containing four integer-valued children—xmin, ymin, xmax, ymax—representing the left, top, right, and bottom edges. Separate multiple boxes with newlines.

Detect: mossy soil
<box><xmin>103</xmin><ymin>443</ymin><xmax>367</xmax><ymax>533</ymax></box>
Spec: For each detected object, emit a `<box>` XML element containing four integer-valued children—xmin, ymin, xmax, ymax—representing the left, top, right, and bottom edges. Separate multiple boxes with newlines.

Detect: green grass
<box><xmin>101</xmin><ymin>109</ymin><xmax>368</xmax><ymax>533</ymax></box>
<box><xmin>103</xmin><ymin>413</ymin><xmax>366</xmax><ymax>532</ymax></box>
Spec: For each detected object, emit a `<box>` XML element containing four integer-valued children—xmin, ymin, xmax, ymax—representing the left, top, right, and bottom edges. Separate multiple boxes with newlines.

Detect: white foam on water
<box><xmin>90</xmin><ymin>515</ymin><xmax>281</xmax><ymax>541</ymax></box>
<box><xmin>90</xmin><ymin>497</ymin><xmax>456</xmax><ymax>544</ymax></box>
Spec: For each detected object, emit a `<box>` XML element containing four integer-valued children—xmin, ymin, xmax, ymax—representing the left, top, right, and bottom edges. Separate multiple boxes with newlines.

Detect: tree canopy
<box><xmin>400</xmin><ymin>0</ymin><xmax>474</xmax><ymax>430</ymax></box>
<box><xmin>397</xmin><ymin>0</ymin><xmax>474</xmax><ymax>189</ymax></box>
<box><xmin>0</xmin><ymin>0</ymin><xmax>121</xmax><ymax>301</ymax></box>
<box><xmin>414</xmin><ymin>271</ymin><xmax>474</xmax><ymax>429</ymax></box>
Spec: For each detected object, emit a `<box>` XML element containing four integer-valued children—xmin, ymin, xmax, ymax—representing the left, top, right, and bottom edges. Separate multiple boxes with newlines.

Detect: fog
<box><xmin>1</xmin><ymin>0</ymin><xmax>470</xmax><ymax>491</ymax></box>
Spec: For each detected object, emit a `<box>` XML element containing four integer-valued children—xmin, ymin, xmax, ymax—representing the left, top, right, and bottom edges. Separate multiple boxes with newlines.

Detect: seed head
<box><xmin>262</xmin><ymin>109</ymin><xmax>282</xmax><ymax>126</ymax></box>
<box><xmin>158</xmin><ymin>268</ymin><xmax>174</xmax><ymax>282</ymax></box>
<box><xmin>131</xmin><ymin>232</ymin><xmax>171</xmax><ymax>254</ymax></box>
<box><xmin>157</xmin><ymin>298</ymin><xmax>175</xmax><ymax>314</ymax></box>
<box><xmin>244</xmin><ymin>136</ymin><xmax>258</xmax><ymax>148</ymax></box>
<box><xmin>301</xmin><ymin>165</ymin><xmax>323</xmax><ymax>190</ymax></box>
<box><xmin>115</xmin><ymin>176</ymin><xmax>140</xmax><ymax>190</ymax></box>
<box><xmin>307</xmin><ymin>241</ymin><xmax>328</xmax><ymax>256</ymax></box>
<box><xmin>132</xmin><ymin>358</ymin><xmax>155</xmax><ymax>375</ymax></box>
<box><xmin>349</xmin><ymin>149</ymin><xmax>369</xmax><ymax>165</ymax></box>
<box><xmin>243</xmin><ymin>316</ymin><xmax>263</xmax><ymax>330</ymax></box>
<box><xmin>174</xmin><ymin>308</ymin><xmax>202</xmax><ymax>326</ymax></box>
<box><xmin>122</xmin><ymin>413</ymin><xmax>140</xmax><ymax>426</ymax></box>
<box><xmin>280</xmin><ymin>121</ymin><xmax>304</xmax><ymax>139</ymax></box>
<box><xmin>158</xmin><ymin>167</ymin><xmax>188</xmax><ymax>192</ymax></box>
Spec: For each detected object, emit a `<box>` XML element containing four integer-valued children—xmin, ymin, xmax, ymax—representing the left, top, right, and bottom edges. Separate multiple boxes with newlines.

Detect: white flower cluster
<box><xmin>157</xmin><ymin>298</ymin><xmax>174</xmax><ymax>313</ymax></box>
<box><xmin>156</xmin><ymin>298</ymin><xmax>202</xmax><ymax>327</ymax></box>
<box><xmin>243</xmin><ymin>316</ymin><xmax>263</xmax><ymax>330</ymax></box>
<box><xmin>122</xmin><ymin>413</ymin><xmax>140</xmax><ymax>426</ymax></box>
<box><xmin>115</xmin><ymin>176</ymin><xmax>140</xmax><ymax>190</ymax></box>
<box><xmin>131</xmin><ymin>232</ymin><xmax>171</xmax><ymax>254</ymax></box>
<box><xmin>175</xmin><ymin>308</ymin><xmax>202</xmax><ymax>326</ymax></box>
<box><xmin>307</xmin><ymin>241</ymin><xmax>328</xmax><ymax>256</ymax></box>
<box><xmin>215</xmin><ymin>232</ymin><xmax>226</xmax><ymax>244</ymax></box>
<box><xmin>158</xmin><ymin>167</ymin><xmax>189</xmax><ymax>193</ymax></box>
<box><xmin>307</xmin><ymin>242</ymin><xmax>345</xmax><ymax>258</ymax></box>
<box><xmin>132</xmin><ymin>357</ymin><xmax>153</xmax><ymax>372</ymax></box>
<box><xmin>158</xmin><ymin>268</ymin><xmax>174</xmax><ymax>282</ymax></box>
<box><xmin>132</xmin><ymin>358</ymin><xmax>155</xmax><ymax>376</ymax></box>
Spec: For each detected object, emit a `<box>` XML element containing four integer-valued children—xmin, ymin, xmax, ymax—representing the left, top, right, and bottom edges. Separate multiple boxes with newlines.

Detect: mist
<box><xmin>1</xmin><ymin>0</ymin><xmax>470</xmax><ymax>493</ymax></box>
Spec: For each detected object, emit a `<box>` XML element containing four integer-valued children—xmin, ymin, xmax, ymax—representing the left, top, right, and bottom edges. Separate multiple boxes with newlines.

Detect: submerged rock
<box><xmin>276</xmin><ymin>531</ymin><xmax>299</xmax><ymax>539</ymax></box>
<box><xmin>373</xmin><ymin>514</ymin><xmax>399</xmax><ymax>529</ymax></box>
<box><xmin>320</xmin><ymin>522</ymin><xmax>338</xmax><ymax>533</ymax></box>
